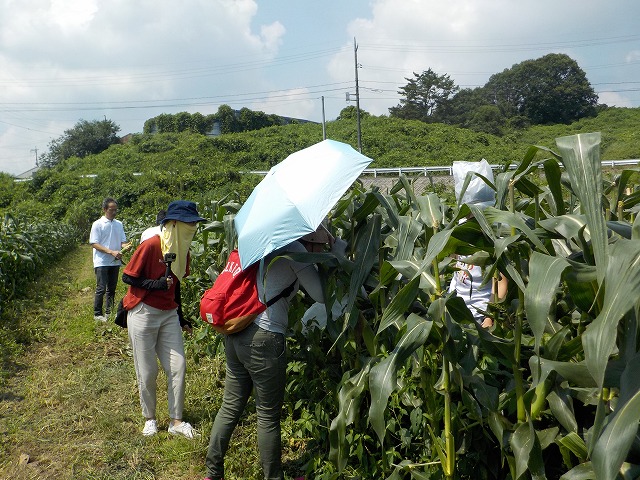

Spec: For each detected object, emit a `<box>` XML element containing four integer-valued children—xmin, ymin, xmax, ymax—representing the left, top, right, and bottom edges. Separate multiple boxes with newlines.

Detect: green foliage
<box><xmin>338</xmin><ymin>105</ymin><xmax>372</xmax><ymax>120</ymax></box>
<box><xmin>0</xmin><ymin>213</ymin><xmax>80</xmax><ymax>314</ymax></box>
<box><xmin>40</xmin><ymin>118</ymin><xmax>120</xmax><ymax>167</ymax></box>
<box><xmin>177</xmin><ymin>131</ymin><xmax>640</xmax><ymax>479</ymax></box>
<box><xmin>6</xmin><ymin>107</ymin><xmax>640</xmax><ymax>242</ymax></box>
<box><xmin>485</xmin><ymin>53</ymin><xmax>598</xmax><ymax>125</ymax></box>
<box><xmin>389</xmin><ymin>68</ymin><xmax>459</xmax><ymax>122</ymax></box>
<box><xmin>5</xmin><ymin>116</ymin><xmax>640</xmax><ymax>478</ymax></box>
<box><xmin>143</xmin><ymin>105</ymin><xmax>291</xmax><ymax>135</ymax></box>
<box><xmin>401</xmin><ymin>54</ymin><xmax>598</xmax><ymax>129</ymax></box>
<box><xmin>0</xmin><ymin>173</ymin><xmax>27</xmax><ymax>208</ymax></box>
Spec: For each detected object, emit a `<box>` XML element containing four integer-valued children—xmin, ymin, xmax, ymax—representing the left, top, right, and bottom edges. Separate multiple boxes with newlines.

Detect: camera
<box><xmin>164</xmin><ymin>253</ymin><xmax>177</xmax><ymax>263</ymax></box>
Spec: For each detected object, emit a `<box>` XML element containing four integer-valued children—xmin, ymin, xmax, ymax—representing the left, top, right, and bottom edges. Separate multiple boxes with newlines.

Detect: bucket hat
<box><xmin>162</xmin><ymin>200</ymin><xmax>206</xmax><ymax>224</ymax></box>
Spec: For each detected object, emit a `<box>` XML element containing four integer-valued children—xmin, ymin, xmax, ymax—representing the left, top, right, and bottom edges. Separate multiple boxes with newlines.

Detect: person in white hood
<box><xmin>448</xmin><ymin>160</ymin><xmax>507</xmax><ymax>328</ymax></box>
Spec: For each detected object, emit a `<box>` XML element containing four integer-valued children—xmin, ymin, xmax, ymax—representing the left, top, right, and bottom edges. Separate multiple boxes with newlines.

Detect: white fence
<box><xmin>14</xmin><ymin>159</ymin><xmax>640</xmax><ymax>182</ymax></box>
<box><xmin>358</xmin><ymin>159</ymin><xmax>640</xmax><ymax>177</ymax></box>
<box><xmin>247</xmin><ymin>159</ymin><xmax>640</xmax><ymax>178</ymax></box>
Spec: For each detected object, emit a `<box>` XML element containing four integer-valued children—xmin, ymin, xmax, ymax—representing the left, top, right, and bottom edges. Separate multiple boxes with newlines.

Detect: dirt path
<box><xmin>0</xmin><ymin>245</ymin><xmax>141</xmax><ymax>479</ymax></box>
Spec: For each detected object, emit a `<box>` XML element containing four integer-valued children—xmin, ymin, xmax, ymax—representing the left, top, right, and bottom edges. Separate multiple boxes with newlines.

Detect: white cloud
<box><xmin>49</xmin><ymin>0</ymin><xmax>98</xmax><ymax>32</ymax></box>
<box><xmin>0</xmin><ymin>0</ymin><xmax>293</xmax><ymax>174</ymax></box>
<box><xmin>626</xmin><ymin>51</ymin><xmax>640</xmax><ymax>62</ymax></box>
<box><xmin>598</xmin><ymin>91</ymin><xmax>633</xmax><ymax>108</ymax></box>
<box><xmin>1</xmin><ymin>0</ymin><xmax>639</xmax><ymax>175</ymax></box>
<box><xmin>327</xmin><ymin>0</ymin><xmax>640</xmax><ymax>116</ymax></box>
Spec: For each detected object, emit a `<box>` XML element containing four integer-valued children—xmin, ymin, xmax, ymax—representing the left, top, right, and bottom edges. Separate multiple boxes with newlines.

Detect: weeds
<box><xmin>0</xmin><ymin>245</ymin><xmax>309</xmax><ymax>479</ymax></box>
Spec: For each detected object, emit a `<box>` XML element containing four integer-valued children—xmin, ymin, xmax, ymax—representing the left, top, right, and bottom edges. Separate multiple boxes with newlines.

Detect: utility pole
<box><xmin>321</xmin><ymin>96</ymin><xmax>326</xmax><ymax>140</ymax></box>
<box><xmin>30</xmin><ymin>147</ymin><xmax>38</xmax><ymax>166</ymax></box>
<box><xmin>354</xmin><ymin>37</ymin><xmax>362</xmax><ymax>153</ymax></box>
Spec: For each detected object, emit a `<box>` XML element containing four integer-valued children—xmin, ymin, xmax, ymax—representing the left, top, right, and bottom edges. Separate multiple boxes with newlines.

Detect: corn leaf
<box><xmin>510</xmin><ymin>420</ymin><xmax>546</xmax><ymax>480</ymax></box>
<box><xmin>394</xmin><ymin>215</ymin><xmax>423</xmax><ymax>261</ymax></box>
<box><xmin>416</xmin><ymin>193</ymin><xmax>444</xmax><ymax>228</ymax></box>
<box><xmin>388</xmin><ymin>259</ymin><xmax>437</xmax><ymax>292</ymax></box>
<box><xmin>477</xmin><ymin>206</ymin><xmax>547</xmax><ymax>252</ymax></box>
<box><xmin>592</xmin><ymin>388</ymin><xmax>640</xmax><ymax>480</ymax></box>
<box><xmin>369</xmin><ymin>313</ymin><xmax>433</xmax><ymax>444</ymax></box>
<box><xmin>556</xmin><ymin>132</ymin><xmax>607</xmax><ymax>284</ymax></box>
<box><xmin>543</xmin><ymin>158</ymin><xmax>566</xmax><ymax>216</ymax></box>
<box><xmin>547</xmin><ymin>391</ymin><xmax>578</xmax><ymax>434</ymax></box>
<box><xmin>557</xmin><ymin>432</ymin><xmax>587</xmax><ymax>460</ymax></box>
<box><xmin>559</xmin><ymin>462</ymin><xmax>595</xmax><ymax>480</ymax></box>
<box><xmin>525</xmin><ymin>252</ymin><xmax>570</xmax><ymax>352</ymax></box>
<box><xmin>530</xmin><ymin>356</ymin><xmax>597</xmax><ymax>387</ymax></box>
<box><xmin>583</xmin><ymin>239</ymin><xmax>640</xmax><ymax>388</ymax></box>
<box><xmin>377</xmin><ymin>276</ymin><xmax>421</xmax><ymax>334</ymax></box>
<box><xmin>328</xmin><ymin>360</ymin><xmax>374</xmax><ymax>472</ymax></box>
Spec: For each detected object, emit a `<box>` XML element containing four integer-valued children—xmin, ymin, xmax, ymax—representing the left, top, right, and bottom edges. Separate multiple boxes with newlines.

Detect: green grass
<box><xmin>0</xmin><ymin>245</ymin><xmax>310</xmax><ymax>479</ymax></box>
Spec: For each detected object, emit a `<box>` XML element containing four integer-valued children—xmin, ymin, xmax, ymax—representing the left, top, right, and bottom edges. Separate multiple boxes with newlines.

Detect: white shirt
<box><xmin>140</xmin><ymin>225</ymin><xmax>161</xmax><ymax>243</ymax></box>
<box><xmin>448</xmin><ymin>258</ymin><xmax>492</xmax><ymax>323</ymax></box>
<box><xmin>89</xmin><ymin>216</ymin><xmax>127</xmax><ymax>268</ymax></box>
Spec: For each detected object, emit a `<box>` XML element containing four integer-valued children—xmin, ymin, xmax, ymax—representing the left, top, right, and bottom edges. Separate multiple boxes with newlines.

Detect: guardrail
<box><xmin>248</xmin><ymin>159</ymin><xmax>640</xmax><ymax>178</ymax></box>
<box><xmin>14</xmin><ymin>159</ymin><xmax>640</xmax><ymax>182</ymax></box>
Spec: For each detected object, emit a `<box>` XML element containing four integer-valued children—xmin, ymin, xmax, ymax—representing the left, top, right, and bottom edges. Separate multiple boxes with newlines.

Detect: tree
<box><xmin>389</xmin><ymin>69</ymin><xmax>459</xmax><ymax>122</ymax></box>
<box><xmin>41</xmin><ymin>119</ymin><xmax>120</xmax><ymax>167</ymax></box>
<box><xmin>465</xmin><ymin>105</ymin><xmax>507</xmax><ymax>135</ymax></box>
<box><xmin>216</xmin><ymin>105</ymin><xmax>241</xmax><ymax>134</ymax></box>
<box><xmin>444</xmin><ymin>87</ymin><xmax>493</xmax><ymax>127</ymax></box>
<box><xmin>485</xmin><ymin>53</ymin><xmax>598</xmax><ymax>125</ymax></box>
<box><xmin>337</xmin><ymin>105</ymin><xmax>371</xmax><ymax>120</ymax></box>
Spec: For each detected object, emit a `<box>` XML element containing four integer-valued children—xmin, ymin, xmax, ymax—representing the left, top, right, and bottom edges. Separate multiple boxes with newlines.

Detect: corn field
<box><xmin>179</xmin><ymin>132</ymin><xmax>640</xmax><ymax>480</ymax></box>
<box><xmin>0</xmin><ymin>214</ymin><xmax>80</xmax><ymax>313</ymax></box>
<box><xmin>3</xmin><ymin>131</ymin><xmax>640</xmax><ymax>479</ymax></box>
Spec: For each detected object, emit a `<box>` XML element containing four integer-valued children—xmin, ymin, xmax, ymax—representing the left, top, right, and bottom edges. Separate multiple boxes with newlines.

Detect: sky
<box><xmin>1</xmin><ymin>0</ymin><xmax>639</xmax><ymax>176</ymax></box>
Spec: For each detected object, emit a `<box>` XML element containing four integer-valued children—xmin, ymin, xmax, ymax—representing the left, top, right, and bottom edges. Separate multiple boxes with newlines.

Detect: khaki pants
<box><xmin>127</xmin><ymin>302</ymin><xmax>186</xmax><ymax>420</ymax></box>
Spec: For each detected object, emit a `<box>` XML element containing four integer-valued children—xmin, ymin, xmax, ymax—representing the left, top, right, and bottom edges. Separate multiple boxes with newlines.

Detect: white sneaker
<box><xmin>168</xmin><ymin>421</ymin><xmax>199</xmax><ymax>439</ymax></box>
<box><xmin>142</xmin><ymin>419</ymin><xmax>158</xmax><ymax>436</ymax></box>
<box><xmin>94</xmin><ymin>315</ymin><xmax>107</xmax><ymax>322</ymax></box>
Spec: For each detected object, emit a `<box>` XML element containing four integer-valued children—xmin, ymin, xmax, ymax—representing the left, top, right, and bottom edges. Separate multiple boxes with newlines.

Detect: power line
<box><xmin>0</xmin><ymin>47</ymin><xmax>350</xmax><ymax>88</ymax></box>
<box><xmin>360</xmin><ymin>34</ymin><xmax>640</xmax><ymax>54</ymax></box>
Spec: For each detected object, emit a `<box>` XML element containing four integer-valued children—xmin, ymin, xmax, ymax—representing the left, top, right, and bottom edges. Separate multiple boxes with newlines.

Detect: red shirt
<box><xmin>122</xmin><ymin>235</ymin><xmax>189</xmax><ymax>311</ymax></box>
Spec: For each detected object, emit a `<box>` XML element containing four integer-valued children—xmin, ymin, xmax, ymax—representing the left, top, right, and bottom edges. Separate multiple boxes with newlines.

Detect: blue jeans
<box><xmin>93</xmin><ymin>266</ymin><xmax>120</xmax><ymax>315</ymax></box>
<box><xmin>205</xmin><ymin>323</ymin><xmax>286</xmax><ymax>480</ymax></box>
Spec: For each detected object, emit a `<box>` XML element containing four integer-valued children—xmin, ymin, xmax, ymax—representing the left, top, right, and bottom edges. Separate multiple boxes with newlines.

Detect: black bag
<box><xmin>115</xmin><ymin>299</ymin><xmax>128</xmax><ymax>328</ymax></box>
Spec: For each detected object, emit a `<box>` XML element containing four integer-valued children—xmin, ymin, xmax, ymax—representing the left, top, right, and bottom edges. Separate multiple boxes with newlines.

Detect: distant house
<box><xmin>206</xmin><ymin>122</ymin><xmax>222</xmax><ymax>137</ymax></box>
<box><xmin>119</xmin><ymin>133</ymin><xmax>135</xmax><ymax>144</ymax></box>
<box><xmin>14</xmin><ymin>165</ymin><xmax>40</xmax><ymax>181</ymax></box>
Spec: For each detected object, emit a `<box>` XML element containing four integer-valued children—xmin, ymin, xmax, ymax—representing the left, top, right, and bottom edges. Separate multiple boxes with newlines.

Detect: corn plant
<box><xmin>0</xmin><ymin>213</ymin><xmax>80</xmax><ymax>310</ymax></box>
<box><xmin>320</xmin><ymin>132</ymin><xmax>640</xmax><ymax>479</ymax></box>
<box><xmin>182</xmin><ymin>132</ymin><xmax>640</xmax><ymax>479</ymax></box>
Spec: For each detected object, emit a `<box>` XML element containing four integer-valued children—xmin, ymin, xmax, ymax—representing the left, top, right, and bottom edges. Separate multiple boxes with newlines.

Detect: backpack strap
<box><xmin>265</xmin><ymin>279</ymin><xmax>297</xmax><ymax>307</ymax></box>
<box><xmin>259</xmin><ymin>255</ymin><xmax>297</xmax><ymax>308</ymax></box>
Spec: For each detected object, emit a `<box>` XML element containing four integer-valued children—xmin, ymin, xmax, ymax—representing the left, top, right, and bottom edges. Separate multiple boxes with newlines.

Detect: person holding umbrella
<box><xmin>121</xmin><ymin>200</ymin><xmax>205</xmax><ymax>438</ymax></box>
<box><xmin>204</xmin><ymin>227</ymin><xmax>333</xmax><ymax>480</ymax></box>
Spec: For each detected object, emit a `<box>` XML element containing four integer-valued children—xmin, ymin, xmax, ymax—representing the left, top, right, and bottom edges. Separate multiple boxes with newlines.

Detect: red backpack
<box><xmin>200</xmin><ymin>249</ymin><xmax>295</xmax><ymax>334</ymax></box>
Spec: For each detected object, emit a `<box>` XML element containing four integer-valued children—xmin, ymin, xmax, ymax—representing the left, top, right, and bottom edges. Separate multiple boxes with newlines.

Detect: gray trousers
<box><xmin>205</xmin><ymin>323</ymin><xmax>286</xmax><ymax>480</ymax></box>
<box><xmin>127</xmin><ymin>302</ymin><xmax>186</xmax><ymax>420</ymax></box>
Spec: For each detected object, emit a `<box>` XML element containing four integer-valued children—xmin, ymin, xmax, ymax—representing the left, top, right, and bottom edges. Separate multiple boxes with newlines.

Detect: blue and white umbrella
<box><xmin>234</xmin><ymin>139</ymin><xmax>373</xmax><ymax>269</ymax></box>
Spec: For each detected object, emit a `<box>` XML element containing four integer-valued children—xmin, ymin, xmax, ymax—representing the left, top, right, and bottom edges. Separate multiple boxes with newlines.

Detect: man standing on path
<box><xmin>90</xmin><ymin>197</ymin><xmax>128</xmax><ymax>321</ymax></box>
